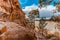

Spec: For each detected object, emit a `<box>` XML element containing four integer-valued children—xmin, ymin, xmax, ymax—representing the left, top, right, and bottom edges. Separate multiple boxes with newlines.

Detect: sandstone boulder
<box><xmin>0</xmin><ymin>22</ymin><xmax>37</xmax><ymax>40</ymax></box>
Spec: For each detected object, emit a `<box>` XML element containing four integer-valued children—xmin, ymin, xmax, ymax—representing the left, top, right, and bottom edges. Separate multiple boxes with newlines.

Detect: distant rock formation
<box><xmin>57</xmin><ymin>2</ymin><xmax>60</xmax><ymax>12</ymax></box>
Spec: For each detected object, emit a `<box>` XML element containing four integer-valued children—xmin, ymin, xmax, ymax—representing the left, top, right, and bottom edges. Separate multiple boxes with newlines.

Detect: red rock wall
<box><xmin>0</xmin><ymin>0</ymin><xmax>27</xmax><ymax>26</ymax></box>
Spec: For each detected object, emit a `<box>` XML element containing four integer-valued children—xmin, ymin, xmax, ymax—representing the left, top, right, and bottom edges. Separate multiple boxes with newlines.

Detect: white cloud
<box><xmin>22</xmin><ymin>4</ymin><xmax>59</xmax><ymax>18</ymax></box>
<box><xmin>22</xmin><ymin>4</ymin><xmax>38</xmax><ymax>18</ymax></box>
<box><xmin>46</xmin><ymin>6</ymin><xmax>56</xmax><ymax>11</ymax></box>
<box><xmin>39</xmin><ymin>5</ymin><xmax>57</xmax><ymax>18</ymax></box>
<box><xmin>22</xmin><ymin>4</ymin><xmax>38</xmax><ymax>13</ymax></box>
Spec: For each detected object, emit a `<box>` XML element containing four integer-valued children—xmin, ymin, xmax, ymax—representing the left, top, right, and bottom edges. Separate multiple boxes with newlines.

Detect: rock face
<box><xmin>0</xmin><ymin>0</ymin><xmax>35</xmax><ymax>28</ymax></box>
<box><xmin>0</xmin><ymin>0</ymin><xmax>26</xmax><ymax>26</ymax></box>
<box><xmin>0</xmin><ymin>22</ymin><xmax>37</xmax><ymax>40</ymax></box>
<box><xmin>0</xmin><ymin>0</ymin><xmax>60</xmax><ymax>40</ymax></box>
<box><xmin>0</xmin><ymin>0</ymin><xmax>38</xmax><ymax>40</ymax></box>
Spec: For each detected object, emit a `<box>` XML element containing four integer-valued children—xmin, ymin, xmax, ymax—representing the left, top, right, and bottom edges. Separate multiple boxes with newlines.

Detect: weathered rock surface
<box><xmin>0</xmin><ymin>0</ymin><xmax>60</xmax><ymax>40</ymax></box>
<box><xmin>0</xmin><ymin>22</ymin><xmax>37</xmax><ymax>40</ymax></box>
<box><xmin>0</xmin><ymin>0</ymin><xmax>45</xmax><ymax>40</ymax></box>
<box><xmin>44</xmin><ymin>21</ymin><xmax>60</xmax><ymax>36</ymax></box>
<box><xmin>0</xmin><ymin>22</ymin><xmax>47</xmax><ymax>40</ymax></box>
<box><xmin>0</xmin><ymin>0</ymin><xmax>26</xmax><ymax>26</ymax></box>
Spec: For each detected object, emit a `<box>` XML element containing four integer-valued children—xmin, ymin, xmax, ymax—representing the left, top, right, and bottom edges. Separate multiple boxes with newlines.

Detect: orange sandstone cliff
<box><xmin>0</xmin><ymin>0</ymin><xmax>60</xmax><ymax>40</ymax></box>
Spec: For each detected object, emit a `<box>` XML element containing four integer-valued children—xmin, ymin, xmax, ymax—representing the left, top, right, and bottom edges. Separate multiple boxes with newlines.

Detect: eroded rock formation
<box><xmin>0</xmin><ymin>0</ymin><xmax>60</xmax><ymax>40</ymax></box>
<box><xmin>0</xmin><ymin>22</ymin><xmax>37</xmax><ymax>40</ymax></box>
<box><xmin>0</xmin><ymin>0</ymin><xmax>26</xmax><ymax>26</ymax></box>
<box><xmin>0</xmin><ymin>0</ymin><xmax>37</xmax><ymax>40</ymax></box>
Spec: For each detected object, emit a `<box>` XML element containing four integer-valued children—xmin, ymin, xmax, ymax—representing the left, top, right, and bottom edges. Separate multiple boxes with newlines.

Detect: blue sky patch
<box><xmin>18</xmin><ymin>0</ymin><xmax>58</xmax><ymax>8</ymax></box>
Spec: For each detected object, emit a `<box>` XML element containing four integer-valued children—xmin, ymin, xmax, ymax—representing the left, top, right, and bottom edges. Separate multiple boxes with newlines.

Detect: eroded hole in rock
<box><xmin>16</xmin><ymin>5</ymin><xmax>19</xmax><ymax>8</ymax></box>
<box><xmin>14</xmin><ymin>2</ymin><xmax>17</xmax><ymax>4</ymax></box>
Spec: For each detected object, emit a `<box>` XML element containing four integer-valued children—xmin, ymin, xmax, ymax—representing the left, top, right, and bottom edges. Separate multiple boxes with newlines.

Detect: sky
<box><xmin>18</xmin><ymin>0</ymin><xmax>58</xmax><ymax>8</ymax></box>
<box><xmin>18</xmin><ymin>0</ymin><xmax>38</xmax><ymax>8</ymax></box>
<box><xmin>18</xmin><ymin>0</ymin><xmax>59</xmax><ymax>18</ymax></box>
